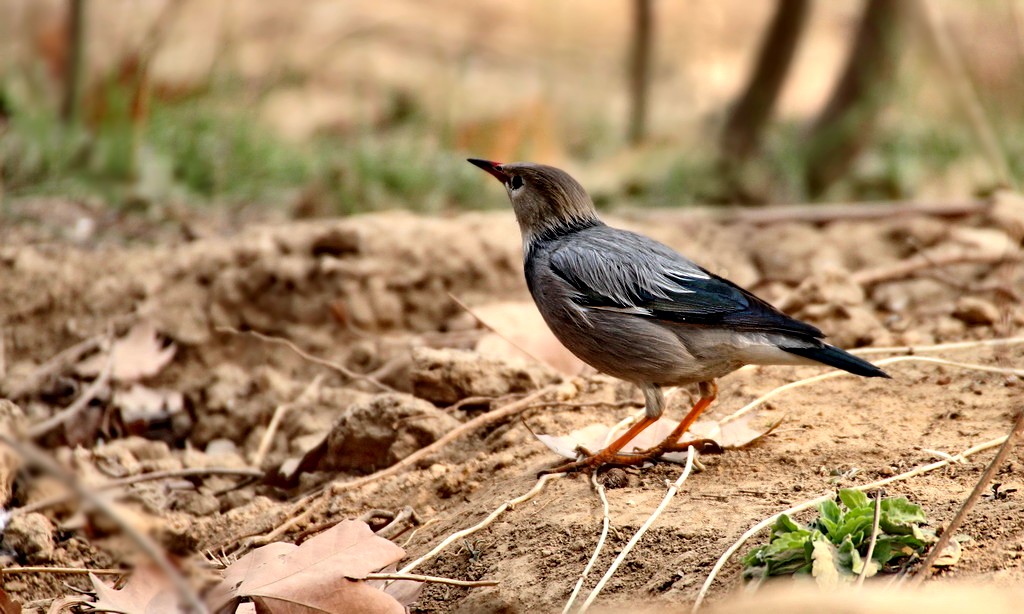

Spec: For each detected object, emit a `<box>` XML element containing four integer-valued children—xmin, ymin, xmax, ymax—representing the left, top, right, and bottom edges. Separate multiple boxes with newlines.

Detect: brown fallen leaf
<box><xmin>77</xmin><ymin>321</ymin><xmax>176</xmax><ymax>383</ymax></box>
<box><xmin>933</xmin><ymin>538</ymin><xmax>963</xmax><ymax>567</ymax></box>
<box><xmin>535</xmin><ymin>414</ymin><xmax>782</xmax><ymax>463</ymax></box>
<box><xmin>86</xmin><ymin>566</ymin><xmax>179</xmax><ymax>613</ymax></box>
<box><xmin>211</xmin><ymin>520</ymin><xmax>411</xmax><ymax>614</ymax></box>
<box><xmin>468</xmin><ymin>301</ymin><xmax>588</xmax><ymax>376</ymax></box>
<box><xmin>368</xmin><ymin>564</ymin><xmax>425</xmax><ymax>610</ymax></box>
<box><xmin>0</xmin><ymin>587</ymin><xmax>22</xmax><ymax>614</ymax></box>
<box><xmin>112</xmin><ymin>383</ymin><xmax>189</xmax><ymax>439</ymax></box>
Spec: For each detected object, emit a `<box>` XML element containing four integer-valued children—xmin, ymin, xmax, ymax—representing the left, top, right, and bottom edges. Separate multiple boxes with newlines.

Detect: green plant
<box><xmin>742</xmin><ymin>489</ymin><xmax>937</xmax><ymax>584</ymax></box>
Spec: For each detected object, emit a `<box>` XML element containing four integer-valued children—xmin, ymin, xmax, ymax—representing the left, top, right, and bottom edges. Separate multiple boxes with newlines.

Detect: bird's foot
<box><xmin>537</xmin><ymin>439</ymin><xmax>723</xmax><ymax>476</ymax></box>
<box><xmin>636</xmin><ymin>438</ymin><xmax>724</xmax><ymax>457</ymax></box>
<box><xmin>537</xmin><ymin>446</ymin><xmax>656</xmax><ymax>476</ymax></box>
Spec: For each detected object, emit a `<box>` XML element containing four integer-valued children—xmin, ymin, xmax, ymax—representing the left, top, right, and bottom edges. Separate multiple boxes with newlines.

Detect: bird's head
<box><xmin>467</xmin><ymin>159</ymin><xmax>600</xmax><ymax>249</ymax></box>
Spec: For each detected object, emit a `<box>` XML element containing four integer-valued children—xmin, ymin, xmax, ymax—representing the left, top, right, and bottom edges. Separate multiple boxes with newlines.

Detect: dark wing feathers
<box><xmin>548</xmin><ymin>231</ymin><xmax>823</xmax><ymax>339</ymax></box>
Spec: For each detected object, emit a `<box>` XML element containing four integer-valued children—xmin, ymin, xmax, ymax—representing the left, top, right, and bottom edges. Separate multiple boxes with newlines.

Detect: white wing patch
<box><xmin>586</xmin><ymin>305</ymin><xmax>655</xmax><ymax>316</ymax></box>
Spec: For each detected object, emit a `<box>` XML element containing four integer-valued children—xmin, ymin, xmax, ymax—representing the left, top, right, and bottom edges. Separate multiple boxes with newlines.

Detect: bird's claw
<box><xmin>537</xmin><ymin>438</ymin><xmax>723</xmax><ymax>476</ymax></box>
<box><xmin>635</xmin><ymin>438</ymin><xmax>724</xmax><ymax>457</ymax></box>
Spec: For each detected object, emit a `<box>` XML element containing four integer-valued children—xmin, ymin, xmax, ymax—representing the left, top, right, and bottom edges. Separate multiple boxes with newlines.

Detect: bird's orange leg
<box><xmin>635</xmin><ymin>380</ymin><xmax>721</xmax><ymax>457</ymax></box>
<box><xmin>539</xmin><ymin>382</ymin><xmax>723</xmax><ymax>475</ymax></box>
<box><xmin>538</xmin><ymin>414</ymin><xmax>661</xmax><ymax>475</ymax></box>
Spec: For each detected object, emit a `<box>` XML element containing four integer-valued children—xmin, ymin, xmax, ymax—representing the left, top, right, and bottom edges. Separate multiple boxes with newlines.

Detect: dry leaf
<box><xmin>469</xmin><ymin>301</ymin><xmax>587</xmax><ymax>375</ymax></box>
<box><xmin>369</xmin><ymin>564</ymin><xmax>424</xmax><ymax>608</ymax></box>
<box><xmin>86</xmin><ymin>567</ymin><xmax>180</xmax><ymax>613</ymax></box>
<box><xmin>113</xmin><ymin>384</ymin><xmax>185</xmax><ymax>424</ymax></box>
<box><xmin>0</xmin><ymin>588</ymin><xmax>22</xmax><ymax>614</ymax></box>
<box><xmin>535</xmin><ymin>414</ymin><xmax>781</xmax><ymax>463</ymax></box>
<box><xmin>212</xmin><ymin>520</ymin><xmax>408</xmax><ymax>614</ymax></box>
<box><xmin>811</xmin><ymin>540</ymin><xmax>840</xmax><ymax>590</ymax></box>
<box><xmin>933</xmin><ymin>539</ymin><xmax>963</xmax><ymax>567</ymax></box>
<box><xmin>77</xmin><ymin>321</ymin><xmax>176</xmax><ymax>382</ymax></box>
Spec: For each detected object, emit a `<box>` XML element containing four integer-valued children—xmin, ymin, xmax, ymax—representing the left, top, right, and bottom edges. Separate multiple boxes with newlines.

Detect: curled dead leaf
<box><xmin>86</xmin><ymin>567</ymin><xmax>179</xmax><ymax>613</ymax></box>
<box><xmin>211</xmin><ymin>520</ymin><xmax>415</xmax><ymax>614</ymax></box>
<box><xmin>0</xmin><ymin>587</ymin><xmax>22</xmax><ymax>614</ymax></box>
<box><xmin>113</xmin><ymin>384</ymin><xmax>184</xmax><ymax>422</ymax></box>
<box><xmin>933</xmin><ymin>538</ymin><xmax>963</xmax><ymax>567</ymax></box>
<box><xmin>535</xmin><ymin>413</ymin><xmax>781</xmax><ymax>463</ymax></box>
<box><xmin>77</xmin><ymin>321</ymin><xmax>176</xmax><ymax>383</ymax></box>
<box><xmin>468</xmin><ymin>301</ymin><xmax>587</xmax><ymax>376</ymax></box>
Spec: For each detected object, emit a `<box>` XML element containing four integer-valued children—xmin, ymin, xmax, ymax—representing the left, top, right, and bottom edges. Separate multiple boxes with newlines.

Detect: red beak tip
<box><xmin>467</xmin><ymin>158</ymin><xmax>509</xmax><ymax>182</ymax></box>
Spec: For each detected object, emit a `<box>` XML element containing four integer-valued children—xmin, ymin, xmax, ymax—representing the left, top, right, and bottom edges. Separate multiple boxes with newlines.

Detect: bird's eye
<box><xmin>510</xmin><ymin>175</ymin><xmax>524</xmax><ymax>190</ymax></box>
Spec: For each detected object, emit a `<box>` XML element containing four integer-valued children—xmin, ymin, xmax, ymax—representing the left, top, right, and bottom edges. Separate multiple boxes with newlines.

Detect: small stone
<box><xmin>3</xmin><ymin>513</ymin><xmax>56</xmax><ymax>563</ymax></box>
<box><xmin>318</xmin><ymin>393</ymin><xmax>461</xmax><ymax>472</ymax></box>
<box><xmin>410</xmin><ymin>347</ymin><xmax>559</xmax><ymax>404</ymax></box>
<box><xmin>952</xmin><ymin>297</ymin><xmax>1001</xmax><ymax>326</ymax></box>
<box><xmin>0</xmin><ymin>400</ymin><xmax>27</xmax><ymax>438</ymax></box>
<box><xmin>989</xmin><ymin>190</ymin><xmax>1024</xmax><ymax>244</ymax></box>
<box><xmin>601</xmin><ymin>468</ymin><xmax>631</xmax><ymax>489</ymax></box>
<box><xmin>172</xmin><ymin>490</ymin><xmax>221</xmax><ymax>517</ymax></box>
<box><xmin>0</xmin><ymin>401</ymin><xmax>25</xmax><ymax>506</ymax></box>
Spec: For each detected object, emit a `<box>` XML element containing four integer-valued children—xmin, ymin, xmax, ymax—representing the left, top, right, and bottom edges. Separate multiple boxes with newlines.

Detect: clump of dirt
<box><xmin>315</xmin><ymin>392</ymin><xmax>461</xmax><ymax>472</ymax></box>
<box><xmin>1</xmin><ymin>199</ymin><xmax>1023</xmax><ymax>612</ymax></box>
<box><xmin>410</xmin><ymin>347</ymin><xmax>559</xmax><ymax>404</ymax></box>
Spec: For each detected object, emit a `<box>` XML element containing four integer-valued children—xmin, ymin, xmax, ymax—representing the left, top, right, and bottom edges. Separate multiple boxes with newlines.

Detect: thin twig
<box><xmin>241</xmin><ymin>492</ymin><xmax>321</xmax><ymax>550</ymax></box>
<box><xmin>721</xmin><ymin>354</ymin><xmax>1024</xmax><ymax>425</ymax></box>
<box><xmin>396</xmin><ymin>474</ymin><xmax>561</xmax><ymax>576</ymax></box>
<box><xmin>447</xmin><ymin>292</ymin><xmax>548</xmax><ymax>367</ymax></box>
<box><xmin>0</xmin><ymin>566</ymin><xmax>124</xmax><ymax>575</ymax></box>
<box><xmin>253</xmin><ymin>375</ymin><xmax>324</xmax><ymax>467</ymax></box>
<box><xmin>28</xmin><ymin>347</ymin><xmax>113</xmax><ymax>439</ymax></box>
<box><xmin>0</xmin><ymin>435</ymin><xmax>208</xmax><ymax>613</ymax></box>
<box><xmin>376</xmin><ymin>506</ymin><xmax>422</xmax><ymax>540</ymax></box>
<box><xmin>6</xmin><ymin>334</ymin><xmax>103</xmax><ymax>399</ymax></box>
<box><xmin>531</xmin><ymin>399</ymin><xmax>643</xmax><ymax>413</ymax></box>
<box><xmin>851</xmin><ymin>250</ymin><xmax>1022</xmax><ymax>287</ymax></box>
<box><xmin>880</xmin><ymin>352</ymin><xmax>1024</xmax><ymax>376</ymax></box>
<box><xmin>691</xmin><ymin>435</ymin><xmax>1007</xmax><ymax>611</ymax></box>
<box><xmin>216</xmin><ymin>326</ymin><xmax>396</xmax><ymax>393</ymax></box>
<box><xmin>327</xmin><ymin>385</ymin><xmax>555</xmax><ymax>493</ymax></box>
<box><xmin>579</xmin><ymin>447</ymin><xmax>697</xmax><ymax>613</ymax></box>
<box><xmin>623</xmin><ymin>199</ymin><xmax>989</xmax><ymax>227</ymax></box>
<box><xmin>911</xmin><ymin>408</ymin><xmax>1024</xmax><ymax>584</ymax></box>
<box><xmin>244</xmin><ymin>384</ymin><xmax>561</xmax><ymax>548</ymax></box>
<box><xmin>849</xmin><ymin>336</ymin><xmax>1024</xmax><ymax>356</ymax></box>
<box><xmin>562</xmin><ymin>470</ymin><xmax>614</xmax><ymax>614</ymax></box>
<box><xmin>45</xmin><ymin>594</ymin><xmax>92</xmax><ymax>614</ymax></box>
<box><xmin>857</xmin><ymin>490</ymin><xmax>883</xmax><ymax>587</ymax></box>
<box><xmin>363</xmin><ymin>572</ymin><xmax>497</xmax><ymax>587</ymax></box>
<box><xmin>12</xmin><ymin>466</ymin><xmax>264</xmax><ymax>516</ymax></box>
<box><xmin>444</xmin><ymin>395</ymin><xmax>502</xmax><ymax>413</ymax></box>
<box><xmin>916</xmin><ymin>0</ymin><xmax>1015</xmax><ymax>188</ymax></box>
<box><xmin>401</xmin><ymin>518</ymin><xmax>438</xmax><ymax>549</ymax></box>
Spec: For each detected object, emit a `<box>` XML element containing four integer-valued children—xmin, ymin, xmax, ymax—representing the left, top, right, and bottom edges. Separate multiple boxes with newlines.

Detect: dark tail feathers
<box><xmin>782</xmin><ymin>344</ymin><xmax>891</xmax><ymax>378</ymax></box>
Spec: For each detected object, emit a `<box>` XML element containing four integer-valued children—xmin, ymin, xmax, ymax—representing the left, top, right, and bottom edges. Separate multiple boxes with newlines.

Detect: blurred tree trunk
<box><xmin>804</xmin><ymin>0</ymin><xmax>907</xmax><ymax>198</ymax></box>
<box><xmin>627</xmin><ymin>0</ymin><xmax>654</xmax><ymax>145</ymax></box>
<box><xmin>60</xmin><ymin>0</ymin><xmax>87</xmax><ymax>125</ymax></box>
<box><xmin>720</xmin><ymin>0</ymin><xmax>810</xmax><ymax>162</ymax></box>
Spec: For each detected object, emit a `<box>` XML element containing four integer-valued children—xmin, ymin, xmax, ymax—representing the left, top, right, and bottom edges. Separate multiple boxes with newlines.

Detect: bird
<box><xmin>468</xmin><ymin>158</ymin><xmax>890</xmax><ymax>474</ymax></box>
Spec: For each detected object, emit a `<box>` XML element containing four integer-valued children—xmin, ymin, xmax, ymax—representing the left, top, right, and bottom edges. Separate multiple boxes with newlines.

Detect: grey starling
<box><xmin>468</xmin><ymin>159</ymin><xmax>889</xmax><ymax>473</ymax></box>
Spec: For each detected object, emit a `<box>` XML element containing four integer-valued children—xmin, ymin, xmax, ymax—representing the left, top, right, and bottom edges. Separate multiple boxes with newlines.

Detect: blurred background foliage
<box><xmin>1</xmin><ymin>0</ymin><xmax>1023</xmax><ymax>215</ymax></box>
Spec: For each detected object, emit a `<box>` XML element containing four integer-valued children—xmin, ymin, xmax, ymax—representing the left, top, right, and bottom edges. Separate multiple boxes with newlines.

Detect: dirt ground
<box><xmin>1</xmin><ymin>194</ymin><xmax>1023</xmax><ymax>612</ymax></box>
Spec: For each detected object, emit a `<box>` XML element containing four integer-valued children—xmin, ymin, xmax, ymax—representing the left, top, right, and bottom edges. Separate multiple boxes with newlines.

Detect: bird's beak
<box><xmin>467</xmin><ymin>158</ymin><xmax>510</xmax><ymax>183</ymax></box>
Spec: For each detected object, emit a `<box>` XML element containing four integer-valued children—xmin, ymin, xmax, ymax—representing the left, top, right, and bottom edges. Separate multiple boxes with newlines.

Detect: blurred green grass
<box><xmin>0</xmin><ymin>77</ymin><xmax>487</xmax><ymax>214</ymax></box>
<box><xmin>1</xmin><ymin>70</ymin><xmax>1021</xmax><ymax>214</ymax></box>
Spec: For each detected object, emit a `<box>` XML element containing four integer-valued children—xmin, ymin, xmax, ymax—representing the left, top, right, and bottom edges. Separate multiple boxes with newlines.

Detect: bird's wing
<box><xmin>548</xmin><ymin>231</ymin><xmax>823</xmax><ymax>338</ymax></box>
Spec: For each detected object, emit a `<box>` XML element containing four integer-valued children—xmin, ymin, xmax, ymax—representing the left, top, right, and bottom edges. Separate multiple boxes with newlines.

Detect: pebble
<box><xmin>952</xmin><ymin>297</ymin><xmax>1001</xmax><ymax>326</ymax></box>
<box><xmin>3</xmin><ymin>513</ymin><xmax>56</xmax><ymax>563</ymax></box>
